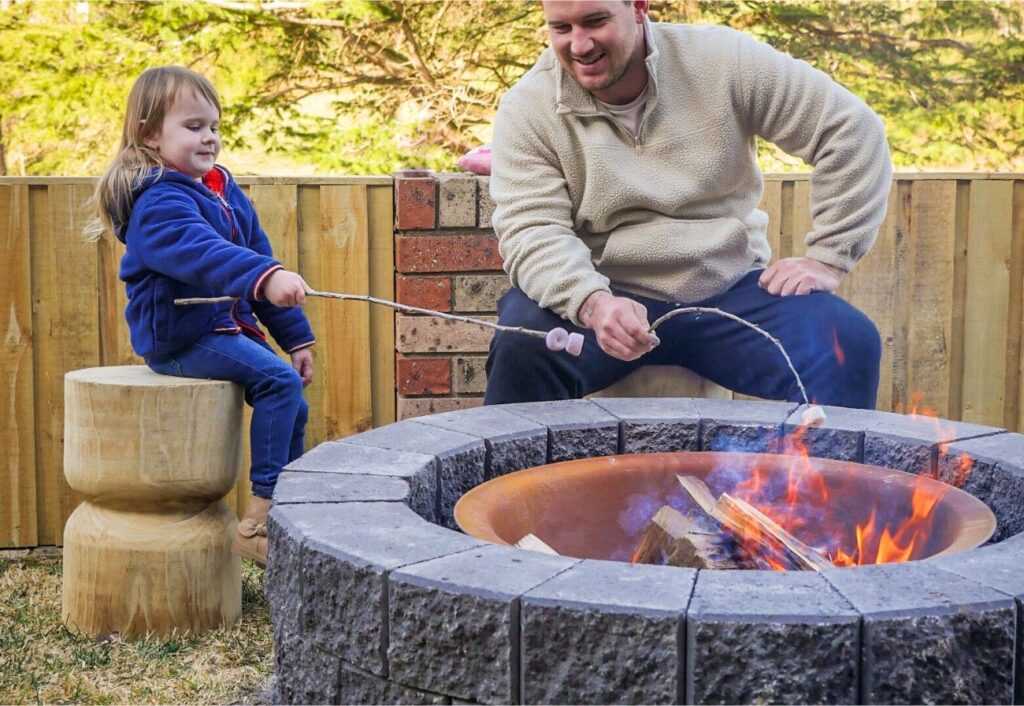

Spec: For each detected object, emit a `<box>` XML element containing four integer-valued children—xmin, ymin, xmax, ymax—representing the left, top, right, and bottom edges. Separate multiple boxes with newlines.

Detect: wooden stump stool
<box><xmin>62</xmin><ymin>365</ymin><xmax>243</xmax><ymax>639</ymax></box>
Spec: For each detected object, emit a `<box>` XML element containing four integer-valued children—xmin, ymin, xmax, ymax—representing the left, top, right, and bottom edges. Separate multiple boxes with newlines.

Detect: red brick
<box><xmin>396</xmin><ymin>355</ymin><xmax>452</xmax><ymax>395</ymax></box>
<box><xmin>394</xmin><ymin>177</ymin><xmax>437</xmax><ymax>230</ymax></box>
<box><xmin>396</xmin><ymin>275</ymin><xmax>452</xmax><ymax>313</ymax></box>
<box><xmin>395</xmin><ymin>235</ymin><xmax>504</xmax><ymax>273</ymax></box>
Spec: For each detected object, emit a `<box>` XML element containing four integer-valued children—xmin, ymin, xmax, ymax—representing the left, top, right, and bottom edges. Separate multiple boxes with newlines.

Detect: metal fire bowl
<box><xmin>454</xmin><ymin>451</ymin><xmax>997</xmax><ymax>563</ymax></box>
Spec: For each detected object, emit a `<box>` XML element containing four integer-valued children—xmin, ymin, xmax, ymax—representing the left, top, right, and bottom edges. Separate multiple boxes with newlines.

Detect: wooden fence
<box><xmin>0</xmin><ymin>173</ymin><xmax>1021</xmax><ymax>548</ymax></box>
<box><xmin>0</xmin><ymin>176</ymin><xmax>394</xmax><ymax>548</ymax></box>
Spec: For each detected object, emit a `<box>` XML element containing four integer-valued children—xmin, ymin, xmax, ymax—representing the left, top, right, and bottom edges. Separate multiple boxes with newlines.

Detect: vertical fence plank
<box><xmin>368</xmin><ymin>184</ymin><xmax>396</xmax><ymax>428</ymax></box>
<box><xmin>904</xmin><ymin>181</ymin><xmax>958</xmax><ymax>416</ymax></box>
<box><xmin>0</xmin><ymin>185</ymin><xmax>38</xmax><ymax>547</ymax></box>
<box><xmin>961</xmin><ymin>181</ymin><xmax>1014</xmax><ymax>425</ymax></box>
<box><xmin>759</xmin><ymin>180</ymin><xmax>783</xmax><ymax>263</ymax></box>
<box><xmin>1011</xmin><ymin>182</ymin><xmax>1024</xmax><ymax>433</ymax></box>
<box><xmin>789</xmin><ymin>180</ymin><xmax>813</xmax><ymax>257</ymax></box>
<box><xmin>313</xmin><ymin>185</ymin><xmax>373</xmax><ymax>439</ymax></box>
<box><xmin>297</xmin><ymin>185</ymin><xmax>327</xmax><ymax>448</ymax></box>
<box><xmin>97</xmin><ymin>232</ymin><xmax>138</xmax><ymax>367</ymax></box>
<box><xmin>838</xmin><ymin>184</ymin><xmax>899</xmax><ymax>413</ymax></box>
<box><xmin>32</xmin><ymin>183</ymin><xmax>100</xmax><ymax>544</ymax></box>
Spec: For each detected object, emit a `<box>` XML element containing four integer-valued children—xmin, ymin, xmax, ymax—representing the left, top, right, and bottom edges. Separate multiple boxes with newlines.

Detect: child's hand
<box><xmin>291</xmin><ymin>347</ymin><xmax>314</xmax><ymax>387</ymax></box>
<box><xmin>263</xmin><ymin>270</ymin><xmax>310</xmax><ymax>307</ymax></box>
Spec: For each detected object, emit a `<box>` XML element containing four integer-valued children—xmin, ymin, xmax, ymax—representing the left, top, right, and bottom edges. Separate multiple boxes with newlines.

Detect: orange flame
<box><xmin>725</xmin><ymin>392</ymin><xmax>967</xmax><ymax>570</ymax></box>
<box><xmin>832</xmin><ymin>328</ymin><xmax>846</xmax><ymax>366</ymax></box>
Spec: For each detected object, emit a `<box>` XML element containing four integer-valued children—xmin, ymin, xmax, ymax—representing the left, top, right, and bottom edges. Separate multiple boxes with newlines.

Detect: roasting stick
<box><xmin>174</xmin><ymin>289</ymin><xmax>587</xmax><ymax>355</ymax></box>
<box><xmin>649</xmin><ymin>307</ymin><xmax>827</xmax><ymax>427</ymax></box>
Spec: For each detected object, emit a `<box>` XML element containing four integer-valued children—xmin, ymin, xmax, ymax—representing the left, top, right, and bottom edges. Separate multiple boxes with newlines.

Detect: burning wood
<box><xmin>631</xmin><ymin>505</ymin><xmax>747</xmax><ymax>569</ymax></box>
<box><xmin>514</xmin><ymin>533</ymin><xmax>559</xmax><ymax>555</ymax></box>
<box><xmin>675</xmin><ymin>475</ymin><xmax>834</xmax><ymax>571</ymax></box>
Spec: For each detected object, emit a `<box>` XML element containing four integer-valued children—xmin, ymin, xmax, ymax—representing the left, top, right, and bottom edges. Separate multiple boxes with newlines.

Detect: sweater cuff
<box><xmin>287</xmin><ymin>339</ymin><xmax>315</xmax><ymax>353</ymax></box>
<box><xmin>567</xmin><ymin>282</ymin><xmax>613</xmax><ymax>328</ymax></box>
<box><xmin>804</xmin><ymin>246</ymin><xmax>855</xmax><ymax>274</ymax></box>
<box><xmin>253</xmin><ymin>265</ymin><xmax>284</xmax><ymax>301</ymax></box>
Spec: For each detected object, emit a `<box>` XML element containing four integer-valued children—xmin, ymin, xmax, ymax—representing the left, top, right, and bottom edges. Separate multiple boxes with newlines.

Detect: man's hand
<box><xmin>263</xmin><ymin>269</ymin><xmax>310</xmax><ymax>307</ymax></box>
<box><xmin>759</xmin><ymin>257</ymin><xmax>845</xmax><ymax>296</ymax></box>
<box><xmin>579</xmin><ymin>291</ymin><xmax>659</xmax><ymax>361</ymax></box>
<box><xmin>291</xmin><ymin>347</ymin><xmax>314</xmax><ymax>387</ymax></box>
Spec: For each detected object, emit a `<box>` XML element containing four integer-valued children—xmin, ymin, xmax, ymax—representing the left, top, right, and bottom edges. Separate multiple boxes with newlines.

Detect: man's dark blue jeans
<box><xmin>147</xmin><ymin>332</ymin><xmax>308</xmax><ymax>499</ymax></box>
<box><xmin>484</xmin><ymin>270</ymin><xmax>881</xmax><ymax>409</ymax></box>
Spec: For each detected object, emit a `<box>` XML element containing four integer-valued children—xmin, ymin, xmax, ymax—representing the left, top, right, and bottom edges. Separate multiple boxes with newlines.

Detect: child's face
<box><xmin>144</xmin><ymin>91</ymin><xmax>221</xmax><ymax>180</ymax></box>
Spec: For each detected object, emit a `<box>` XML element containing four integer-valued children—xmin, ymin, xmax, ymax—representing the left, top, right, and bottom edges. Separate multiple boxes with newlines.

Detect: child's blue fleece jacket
<box><xmin>117</xmin><ymin>166</ymin><xmax>315</xmax><ymax>360</ymax></box>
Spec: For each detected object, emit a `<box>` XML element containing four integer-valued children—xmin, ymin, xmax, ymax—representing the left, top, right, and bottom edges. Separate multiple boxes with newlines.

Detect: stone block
<box><xmin>693</xmin><ymin>398</ymin><xmax>796</xmax><ymax>453</ymax></box>
<box><xmin>823</xmin><ymin>562</ymin><xmax>1015</xmax><ymax>704</ymax></box>
<box><xmin>522</xmin><ymin>559</ymin><xmax>693</xmax><ymax>704</ymax></box>
<box><xmin>781</xmin><ymin>405</ymin><xmax>878</xmax><ymax>462</ymax></box>
<box><xmin>388</xmin><ymin>544</ymin><xmax>579</xmax><ymax>704</ymax></box>
<box><xmin>280</xmin><ymin>502</ymin><xmax>483</xmax><ymax>677</ymax></box>
<box><xmin>452</xmin><ymin>356</ymin><xmax>488</xmax><ymax>394</ymax></box>
<box><xmin>266</xmin><ymin>506</ymin><xmax>307</xmax><ymax>697</ymax></box>
<box><xmin>397</xmin><ymin>315</ymin><xmax>496</xmax><ymax>354</ymax></box>
<box><xmin>687</xmin><ymin>570</ymin><xmax>858</xmax><ymax>705</ymax></box>
<box><xmin>346</xmin><ymin>420</ymin><xmax>486</xmax><ymax>528</ymax></box>
<box><xmin>396</xmin><ymin>355</ymin><xmax>452</xmax><ymax>395</ymax></box>
<box><xmin>477</xmin><ymin>176</ymin><xmax>495</xmax><ymax>228</ymax></box>
<box><xmin>452</xmin><ymin>274</ymin><xmax>509</xmax><ymax>312</ymax></box>
<box><xmin>273</xmin><ymin>471</ymin><xmax>411</xmax><ymax>506</ymax></box>
<box><xmin>398</xmin><ymin>397</ymin><xmax>484</xmax><ymax>420</ymax></box>
<box><xmin>285</xmin><ymin>441</ymin><xmax>436</xmax><ymax>522</ymax></box>
<box><xmin>591</xmin><ymin>397</ymin><xmax>701</xmax><ymax>453</ymax></box>
<box><xmin>938</xmin><ymin>432</ymin><xmax>1024</xmax><ymax>540</ymax></box>
<box><xmin>337</xmin><ymin>660</ymin><xmax>451</xmax><ymax>705</ymax></box>
<box><xmin>396</xmin><ymin>274</ymin><xmax>452</xmax><ymax>312</ymax></box>
<box><xmin>437</xmin><ymin>174</ymin><xmax>478</xmax><ymax>228</ymax></box>
<box><xmin>395</xmin><ymin>235</ymin><xmax>503</xmax><ymax>273</ymax></box>
<box><xmin>413</xmin><ymin>405</ymin><xmax>548</xmax><ymax>479</ymax></box>
<box><xmin>863</xmin><ymin>409</ymin><xmax>1003</xmax><ymax>476</ymax></box>
<box><xmin>928</xmin><ymin>535</ymin><xmax>1024</xmax><ymax>705</ymax></box>
<box><xmin>279</xmin><ymin>646</ymin><xmax>341</xmax><ymax>705</ymax></box>
<box><xmin>502</xmin><ymin>400</ymin><xmax>620</xmax><ymax>461</ymax></box>
<box><xmin>394</xmin><ymin>177</ymin><xmax>436</xmax><ymax>230</ymax></box>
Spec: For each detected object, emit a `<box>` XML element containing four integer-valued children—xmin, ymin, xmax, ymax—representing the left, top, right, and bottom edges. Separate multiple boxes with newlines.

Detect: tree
<box><xmin>1</xmin><ymin>0</ymin><xmax>1021</xmax><ymax>175</ymax></box>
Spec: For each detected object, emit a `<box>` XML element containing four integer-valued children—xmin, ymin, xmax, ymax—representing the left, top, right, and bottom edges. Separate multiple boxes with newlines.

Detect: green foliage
<box><xmin>1</xmin><ymin>0</ymin><xmax>1020</xmax><ymax>175</ymax></box>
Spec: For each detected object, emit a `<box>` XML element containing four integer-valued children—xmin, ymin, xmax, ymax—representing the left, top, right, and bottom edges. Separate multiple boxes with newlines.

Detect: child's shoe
<box><xmin>232</xmin><ymin>495</ymin><xmax>272</xmax><ymax>566</ymax></box>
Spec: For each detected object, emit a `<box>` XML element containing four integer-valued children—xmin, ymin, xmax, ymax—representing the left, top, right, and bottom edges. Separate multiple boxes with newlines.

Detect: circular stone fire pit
<box><xmin>265</xmin><ymin>398</ymin><xmax>1024</xmax><ymax>705</ymax></box>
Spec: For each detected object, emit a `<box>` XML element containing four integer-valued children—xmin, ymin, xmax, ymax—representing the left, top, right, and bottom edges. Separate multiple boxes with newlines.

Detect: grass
<box><xmin>0</xmin><ymin>555</ymin><xmax>274</xmax><ymax>705</ymax></box>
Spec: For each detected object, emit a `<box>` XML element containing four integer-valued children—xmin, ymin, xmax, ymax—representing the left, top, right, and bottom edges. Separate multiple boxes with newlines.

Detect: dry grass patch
<box><xmin>0</xmin><ymin>555</ymin><xmax>274</xmax><ymax>704</ymax></box>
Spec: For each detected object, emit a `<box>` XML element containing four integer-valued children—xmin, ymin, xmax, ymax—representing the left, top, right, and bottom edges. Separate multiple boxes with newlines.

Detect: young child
<box><xmin>87</xmin><ymin>66</ymin><xmax>314</xmax><ymax>566</ymax></box>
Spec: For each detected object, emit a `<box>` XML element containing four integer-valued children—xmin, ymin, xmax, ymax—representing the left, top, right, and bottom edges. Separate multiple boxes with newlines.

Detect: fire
<box><xmin>831</xmin><ymin>327</ymin><xmax>846</xmax><ymax>366</ymax></box>
<box><xmin>721</xmin><ymin>393</ymin><xmax>975</xmax><ymax>569</ymax></box>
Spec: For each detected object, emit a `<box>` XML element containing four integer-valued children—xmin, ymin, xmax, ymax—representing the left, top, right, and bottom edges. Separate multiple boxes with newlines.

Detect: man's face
<box><xmin>543</xmin><ymin>0</ymin><xmax>647</xmax><ymax>98</ymax></box>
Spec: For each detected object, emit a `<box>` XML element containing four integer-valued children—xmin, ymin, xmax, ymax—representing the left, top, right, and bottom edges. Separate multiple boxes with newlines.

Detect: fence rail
<box><xmin>1</xmin><ymin>173</ymin><xmax>1021</xmax><ymax>548</ymax></box>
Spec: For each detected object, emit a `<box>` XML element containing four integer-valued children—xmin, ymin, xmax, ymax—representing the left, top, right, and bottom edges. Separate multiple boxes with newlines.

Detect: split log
<box><xmin>514</xmin><ymin>533</ymin><xmax>558</xmax><ymax>555</ymax></box>
<box><xmin>676</xmin><ymin>475</ymin><xmax>833</xmax><ymax>571</ymax></box>
<box><xmin>631</xmin><ymin>505</ymin><xmax>746</xmax><ymax>570</ymax></box>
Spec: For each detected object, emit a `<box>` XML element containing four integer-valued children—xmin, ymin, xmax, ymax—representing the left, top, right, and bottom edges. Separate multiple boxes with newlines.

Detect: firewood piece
<box><xmin>675</xmin><ymin>475</ymin><xmax>833</xmax><ymax>572</ymax></box>
<box><xmin>632</xmin><ymin>505</ymin><xmax>746</xmax><ymax>569</ymax></box>
<box><xmin>716</xmin><ymin>494</ymin><xmax>834</xmax><ymax>571</ymax></box>
<box><xmin>514</xmin><ymin>533</ymin><xmax>558</xmax><ymax>555</ymax></box>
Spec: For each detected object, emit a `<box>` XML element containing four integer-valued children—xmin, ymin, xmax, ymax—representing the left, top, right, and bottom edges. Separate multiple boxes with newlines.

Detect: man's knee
<box><xmin>833</xmin><ymin>302</ymin><xmax>881</xmax><ymax>374</ymax></box>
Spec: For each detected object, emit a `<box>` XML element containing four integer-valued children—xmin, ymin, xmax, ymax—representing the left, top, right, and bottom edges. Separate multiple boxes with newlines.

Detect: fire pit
<box><xmin>265</xmin><ymin>398</ymin><xmax>1024</xmax><ymax>705</ymax></box>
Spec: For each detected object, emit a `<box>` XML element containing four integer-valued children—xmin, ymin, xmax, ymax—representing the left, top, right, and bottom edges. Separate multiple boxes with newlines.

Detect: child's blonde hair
<box><xmin>85</xmin><ymin>66</ymin><xmax>221</xmax><ymax>241</ymax></box>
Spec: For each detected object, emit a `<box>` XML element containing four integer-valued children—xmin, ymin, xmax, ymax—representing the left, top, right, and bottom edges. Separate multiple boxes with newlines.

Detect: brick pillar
<box><xmin>393</xmin><ymin>172</ymin><xmax>506</xmax><ymax>419</ymax></box>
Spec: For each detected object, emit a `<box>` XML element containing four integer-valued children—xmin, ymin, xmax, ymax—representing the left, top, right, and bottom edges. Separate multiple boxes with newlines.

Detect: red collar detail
<box><xmin>202</xmin><ymin>168</ymin><xmax>226</xmax><ymax>197</ymax></box>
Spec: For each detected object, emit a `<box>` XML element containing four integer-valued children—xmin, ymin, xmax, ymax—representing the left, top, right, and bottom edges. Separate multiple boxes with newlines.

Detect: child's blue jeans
<box><xmin>484</xmin><ymin>270</ymin><xmax>881</xmax><ymax>409</ymax></box>
<box><xmin>147</xmin><ymin>332</ymin><xmax>308</xmax><ymax>499</ymax></box>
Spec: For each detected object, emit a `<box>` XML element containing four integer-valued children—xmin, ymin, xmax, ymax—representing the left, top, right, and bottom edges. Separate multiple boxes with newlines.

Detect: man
<box><xmin>484</xmin><ymin>0</ymin><xmax>891</xmax><ymax>408</ymax></box>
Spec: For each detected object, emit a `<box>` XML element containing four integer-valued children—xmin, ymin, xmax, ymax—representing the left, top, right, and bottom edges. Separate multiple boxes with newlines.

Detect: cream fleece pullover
<box><xmin>490</xmin><ymin>21</ymin><xmax>892</xmax><ymax>325</ymax></box>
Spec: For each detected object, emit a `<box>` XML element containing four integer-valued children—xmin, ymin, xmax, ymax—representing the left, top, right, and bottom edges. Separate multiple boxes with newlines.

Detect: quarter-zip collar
<box><xmin>554</xmin><ymin>17</ymin><xmax>661</xmax><ymax>119</ymax></box>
